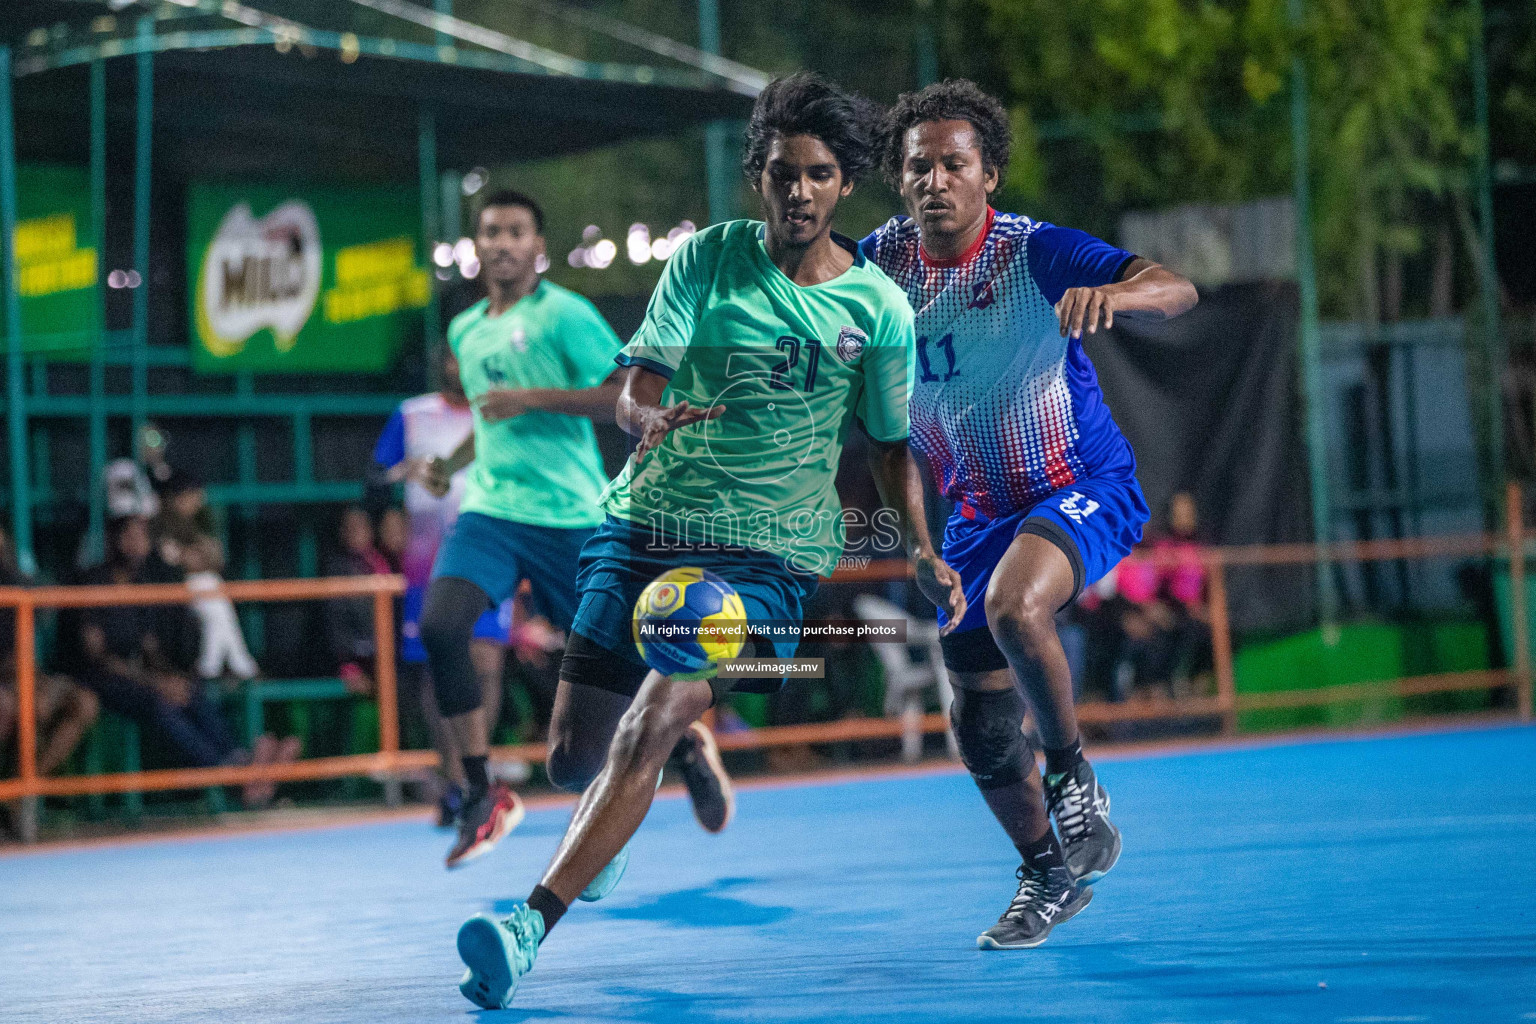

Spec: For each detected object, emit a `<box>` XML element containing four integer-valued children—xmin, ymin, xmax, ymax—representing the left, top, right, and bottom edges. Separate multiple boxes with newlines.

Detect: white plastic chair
<box><xmin>852</xmin><ymin>594</ymin><xmax>959</xmax><ymax>763</ymax></box>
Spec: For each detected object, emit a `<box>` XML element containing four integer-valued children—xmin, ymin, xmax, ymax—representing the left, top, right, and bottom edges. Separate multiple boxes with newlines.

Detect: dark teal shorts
<box><xmin>566</xmin><ymin>515</ymin><xmax>818</xmax><ymax>695</ymax></box>
<box><xmin>430</xmin><ymin>511</ymin><xmax>595</xmax><ymax>632</ymax></box>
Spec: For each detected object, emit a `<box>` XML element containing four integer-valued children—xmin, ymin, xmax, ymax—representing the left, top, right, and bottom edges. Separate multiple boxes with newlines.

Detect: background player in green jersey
<box><xmin>454</xmin><ymin>73</ymin><xmax>966</xmax><ymax>1009</ymax></box>
<box><xmin>415</xmin><ymin>190</ymin><xmax>619</xmax><ymax>869</ymax></box>
<box><xmin>418</xmin><ymin>190</ymin><xmax>738</xmax><ymax>870</ymax></box>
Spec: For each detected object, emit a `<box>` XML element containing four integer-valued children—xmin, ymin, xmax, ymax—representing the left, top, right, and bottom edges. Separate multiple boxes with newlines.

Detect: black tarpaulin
<box><xmin>1089</xmin><ymin>282</ymin><xmax>1314</xmax><ymax>633</ymax></box>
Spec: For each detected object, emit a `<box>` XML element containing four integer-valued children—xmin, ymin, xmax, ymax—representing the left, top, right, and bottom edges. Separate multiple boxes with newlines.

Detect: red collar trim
<box><xmin>919</xmin><ymin>206</ymin><xmax>995</xmax><ymax>268</ymax></box>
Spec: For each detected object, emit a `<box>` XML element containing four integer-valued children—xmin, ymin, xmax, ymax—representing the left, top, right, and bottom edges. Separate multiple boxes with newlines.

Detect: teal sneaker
<box><xmin>457</xmin><ymin>903</ymin><xmax>544</xmax><ymax>1009</ymax></box>
<box><xmin>578</xmin><ymin>844</ymin><xmax>630</xmax><ymax>903</ymax></box>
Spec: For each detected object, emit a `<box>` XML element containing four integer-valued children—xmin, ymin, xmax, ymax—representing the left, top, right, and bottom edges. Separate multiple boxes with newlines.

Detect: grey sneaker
<box><xmin>1045</xmin><ymin>760</ymin><xmax>1121</xmax><ymax>883</ymax></box>
<box><xmin>977</xmin><ymin>861</ymin><xmax>1092</xmax><ymax>950</ymax></box>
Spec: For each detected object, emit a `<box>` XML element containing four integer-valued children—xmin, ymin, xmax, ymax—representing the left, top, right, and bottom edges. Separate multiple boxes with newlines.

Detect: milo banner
<box><xmin>188</xmin><ymin>182</ymin><xmax>430</xmax><ymax>373</ymax></box>
<box><xmin>14</xmin><ymin>164</ymin><xmax>99</xmax><ymax>354</ymax></box>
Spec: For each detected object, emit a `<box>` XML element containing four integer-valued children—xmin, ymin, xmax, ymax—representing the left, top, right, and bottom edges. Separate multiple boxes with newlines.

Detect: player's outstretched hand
<box><xmin>915</xmin><ymin>553</ymin><xmax>967</xmax><ymax>635</ymax></box>
<box><xmin>1055</xmin><ymin>284</ymin><xmax>1122</xmax><ymax>340</ymax></box>
<box><xmin>475</xmin><ymin>388</ymin><xmax>530</xmax><ymax>423</ymax></box>
<box><xmin>634</xmin><ymin>400</ymin><xmax>724</xmax><ymax>460</ymax></box>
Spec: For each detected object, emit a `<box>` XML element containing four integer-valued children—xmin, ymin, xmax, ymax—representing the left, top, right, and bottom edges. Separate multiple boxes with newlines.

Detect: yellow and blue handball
<box><xmin>632</xmin><ymin>567</ymin><xmax>747</xmax><ymax>679</ymax></box>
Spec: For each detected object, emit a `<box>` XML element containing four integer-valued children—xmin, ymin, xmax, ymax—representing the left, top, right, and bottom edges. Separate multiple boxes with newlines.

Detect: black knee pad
<box><xmin>419</xmin><ymin>576</ymin><xmax>491</xmax><ymax>718</ymax></box>
<box><xmin>949</xmin><ymin>686</ymin><xmax>1031</xmax><ymax>791</ymax></box>
<box><xmin>546</xmin><ymin>735</ymin><xmax>607</xmax><ymax>793</ymax></box>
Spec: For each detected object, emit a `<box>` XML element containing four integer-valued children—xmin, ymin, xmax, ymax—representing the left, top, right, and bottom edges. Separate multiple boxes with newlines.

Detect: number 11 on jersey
<box><xmin>917</xmin><ymin>334</ymin><xmax>958</xmax><ymax>383</ymax></box>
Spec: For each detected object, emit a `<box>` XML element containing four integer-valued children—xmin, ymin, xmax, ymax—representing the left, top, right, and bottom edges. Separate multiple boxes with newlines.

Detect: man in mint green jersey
<box><xmin>415</xmin><ymin>190</ymin><xmax>733</xmax><ymax>871</ymax></box>
<box><xmin>455</xmin><ymin>73</ymin><xmax>966</xmax><ymax>1010</ymax></box>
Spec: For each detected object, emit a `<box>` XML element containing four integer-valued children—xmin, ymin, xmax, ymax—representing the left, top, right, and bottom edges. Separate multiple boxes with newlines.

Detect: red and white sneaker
<box><xmin>445</xmin><ymin>783</ymin><xmax>524</xmax><ymax>869</ymax></box>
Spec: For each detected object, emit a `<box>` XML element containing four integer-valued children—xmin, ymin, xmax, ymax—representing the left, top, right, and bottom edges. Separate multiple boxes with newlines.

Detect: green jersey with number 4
<box><xmin>449</xmin><ymin>280</ymin><xmax>622</xmax><ymax>529</ymax></box>
<box><xmin>602</xmin><ymin>220</ymin><xmax>915</xmax><ymax>576</ymax></box>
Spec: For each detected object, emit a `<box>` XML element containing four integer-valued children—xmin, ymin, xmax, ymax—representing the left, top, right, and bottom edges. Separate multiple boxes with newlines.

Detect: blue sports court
<box><xmin>4</xmin><ymin>724</ymin><xmax>1532</xmax><ymax>1023</ymax></box>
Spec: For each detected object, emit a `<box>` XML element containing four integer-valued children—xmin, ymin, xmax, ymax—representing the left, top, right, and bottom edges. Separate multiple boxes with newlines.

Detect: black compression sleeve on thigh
<box><xmin>1017</xmin><ymin>517</ymin><xmax>1086</xmax><ymax>606</ymax></box>
<box><xmin>420</xmin><ymin>575</ymin><xmax>493</xmax><ymax>718</ymax></box>
<box><xmin>949</xmin><ymin>686</ymin><xmax>1031</xmax><ymax>791</ymax></box>
<box><xmin>558</xmin><ymin>632</ymin><xmax>650</xmax><ymax>700</ymax></box>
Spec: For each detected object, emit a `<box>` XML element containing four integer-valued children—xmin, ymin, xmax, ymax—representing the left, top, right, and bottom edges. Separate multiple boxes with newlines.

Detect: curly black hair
<box><xmin>879</xmin><ymin>79</ymin><xmax>1012</xmax><ymax>187</ymax></box>
<box><xmin>742</xmin><ymin>72</ymin><xmax>880</xmax><ymax>184</ymax></box>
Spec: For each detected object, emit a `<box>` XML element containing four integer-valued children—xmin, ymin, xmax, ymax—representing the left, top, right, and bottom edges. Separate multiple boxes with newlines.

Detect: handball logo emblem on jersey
<box><xmin>1058</xmin><ymin>491</ymin><xmax>1100</xmax><ymax>523</ymax></box>
<box><xmin>969</xmin><ymin>280</ymin><xmax>997</xmax><ymax>310</ymax></box>
<box><xmin>835</xmin><ymin>326</ymin><xmax>867</xmax><ymax>364</ymax></box>
<box><xmin>195</xmin><ymin>201</ymin><xmax>322</xmax><ymax>358</ymax></box>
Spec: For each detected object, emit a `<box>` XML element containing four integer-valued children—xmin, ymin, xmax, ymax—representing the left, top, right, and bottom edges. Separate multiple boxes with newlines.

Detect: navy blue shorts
<box><xmin>939</xmin><ymin>474</ymin><xmax>1148</xmax><ymax>673</ymax></box>
<box><xmin>562</xmin><ymin>515</ymin><xmax>818</xmax><ymax>701</ymax></box>
<box><xmin>430</xmin><ymin>511</ymin><xmax>594</xmax><ymax>633</ymax></box>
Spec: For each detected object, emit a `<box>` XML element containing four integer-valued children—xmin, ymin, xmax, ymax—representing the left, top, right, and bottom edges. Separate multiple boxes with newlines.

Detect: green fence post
<box><xmin>0</xmin><ymin>45</ymin><xmax>35</xmax><ymax>574</ymax></box>
<box><xmin>88</xmin><ymin>57</ymin><xmax>108</xmax><ymax>563</ymax></box>
<box><xmin>294</xmin><ymin>408</ymin><xmax>316</xmax><ymax>577</ymax></box>
<box><xmin>31</xmin><ymin>423</ymin><xmax>49</xmax><ymax>510</ymax></box>
<box><xmin>1288</xmin><ymin>0</ymin><xmax>1336</xmax><ymax>630</ymax></box>
<box><xmin>419</xmin><ymin>106</ymin><xmax>440</xmax><ymax>390</ymax></box>
<box><xmin>914</xmin><ymin>0</ymin><xmax>938</xmax><ymax>87</ymax></box>
<box><xmin>1470</xmin><ymin>0</ymin><xmax>1504</xmax><ymax>498</ymax></box>
<box><xmin>699</xmin><ymin>0</ymin><xmax>736</xmax><ymax>224</ymax></box>
<box><xmin>130</xmin><ymin>17</ymin><xmax>153</xmax><ymax>449</ymax></box>
<box><xmin>236</xmin><ymin>372</ymin><xmax>264</xmax><ymax>651</ymax></box>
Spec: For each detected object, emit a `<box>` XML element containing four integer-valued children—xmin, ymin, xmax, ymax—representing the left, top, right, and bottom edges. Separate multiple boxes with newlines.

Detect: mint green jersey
<box><xmin>449</xmin><ymin>280</ymin><xmax>622</xmax><ymax>528</ymax></box>
<box><xmin>601</xmin><ymin>220</ymin><xmax>915</xmax><ymax>576</ymax></box>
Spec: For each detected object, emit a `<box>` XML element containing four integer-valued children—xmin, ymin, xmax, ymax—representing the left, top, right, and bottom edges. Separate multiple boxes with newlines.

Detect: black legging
<box><xmin>419</xmin><ymin>575</ymin><xmax>493</xmax><ymax>718</ymax></box>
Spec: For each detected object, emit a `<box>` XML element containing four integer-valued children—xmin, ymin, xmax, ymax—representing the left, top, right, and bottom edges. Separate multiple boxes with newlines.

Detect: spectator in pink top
<box><xmin>1100</xmin><ymin>492</ymin><xmax>1213</xmax><ymax>699</ymax></box>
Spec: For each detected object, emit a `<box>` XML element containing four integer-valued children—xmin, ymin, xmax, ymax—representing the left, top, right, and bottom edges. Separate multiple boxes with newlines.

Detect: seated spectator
<box><xmin>152</xmin><ymin>468</ymin><xmax>216</xmax><ymax>572</ymax></box>
<box><xmin>1102</xmin><ymin>492</ymin><xmax>1214</xmax><ymax>700</ymax></box>
<box><xmin>148</xmin><ymin>472</ymin><xmax>262</xmax><ymax>684</ymax></box>
<box><xmin>325</xmin><ymin>506</ymin><xmax>393</xmax><ymax>696</ymax></box>
<box><xmin>377</xmin><ymin>507</ymin><xmax>408</xmax><ymax>574</ymax></box>
<box><xmin>0</xmin><ymin>525</ymin><xmax>98</xmax><ymax>785</ymax></box>
<box><xmin>184</xmin><ymin>535</ymin><xmax>260</xmax><ymax>683</ymax></box>
<box><xmin>69</xmin><ymin>516</ymin><xmax>279</xmax><ymax>801</ymax></box>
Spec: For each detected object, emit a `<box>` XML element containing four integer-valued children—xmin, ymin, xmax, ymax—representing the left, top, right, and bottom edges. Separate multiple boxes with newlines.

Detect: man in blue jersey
<box><xmin>864</xmin><ymin>80</ymin><xmax>1198</xmax><ymax>949</ymax></box>
<box><xmin>371</xmin><ymin>346</ymin><xmax>515</xmax><ymax>827</ymax></box>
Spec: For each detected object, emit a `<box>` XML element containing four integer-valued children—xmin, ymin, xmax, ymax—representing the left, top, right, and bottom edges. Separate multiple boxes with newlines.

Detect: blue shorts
<box><xmin>400</xmin><ymin>586</ymin><xmax>510</xmax><ymax>665</ymax></box>
<box><xmin>939</xmin><ymin>474</ymin><xmax>1148</xmax><ymax>673</ymax></box>
<box><xmin>430</xmin><ymin>511</ymin><xmax>594</xmax><ymax>634</ymax></box>
<box><xmin>563</xmin><ymin>515</ymin><xmax>818</xmax><ymax>700</ymax></box>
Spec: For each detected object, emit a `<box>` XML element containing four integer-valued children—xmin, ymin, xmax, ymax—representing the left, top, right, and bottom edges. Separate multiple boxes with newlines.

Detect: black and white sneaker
<box><xmin>1045</xmin><ymin>760</ymin><xmax>1122</xmax><ymax>883</ymax></box>
<box><xmin>976</xmin><ymin>861</ymin><xmax>1092</xmax><ymax>949</ymax></box>
<box><xmin>672</xmin><ymin>721</ymin><xmax>734</xmax><ymax>833</ymax></box>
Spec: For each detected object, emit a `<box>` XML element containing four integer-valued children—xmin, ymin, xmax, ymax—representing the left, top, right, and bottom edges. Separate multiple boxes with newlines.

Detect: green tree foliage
<box><xmin>443</xmin><ymin>0</ymin><xmax>1523</xmax><ymax>320</ymax></box>
<box><xmin>974</xmin><ymin>0</ymin><xmax>1489</xmax><ymax>318</ymax></box>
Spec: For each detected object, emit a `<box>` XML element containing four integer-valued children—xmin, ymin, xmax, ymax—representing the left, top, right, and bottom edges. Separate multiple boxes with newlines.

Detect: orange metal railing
<box><xmin>809</xmin><ymin>482</ymin><xmax>1534</xmax><ymax>740</ymax></box>
<box><xmin>0</xmin><ymin>575</ymin><xmax>404</xmax><ymax>803</ymax></box>
<box><xmin>5</xmin><ymin>487</ymin><xmax>1533</xmax><ymax>828</ymax></box>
